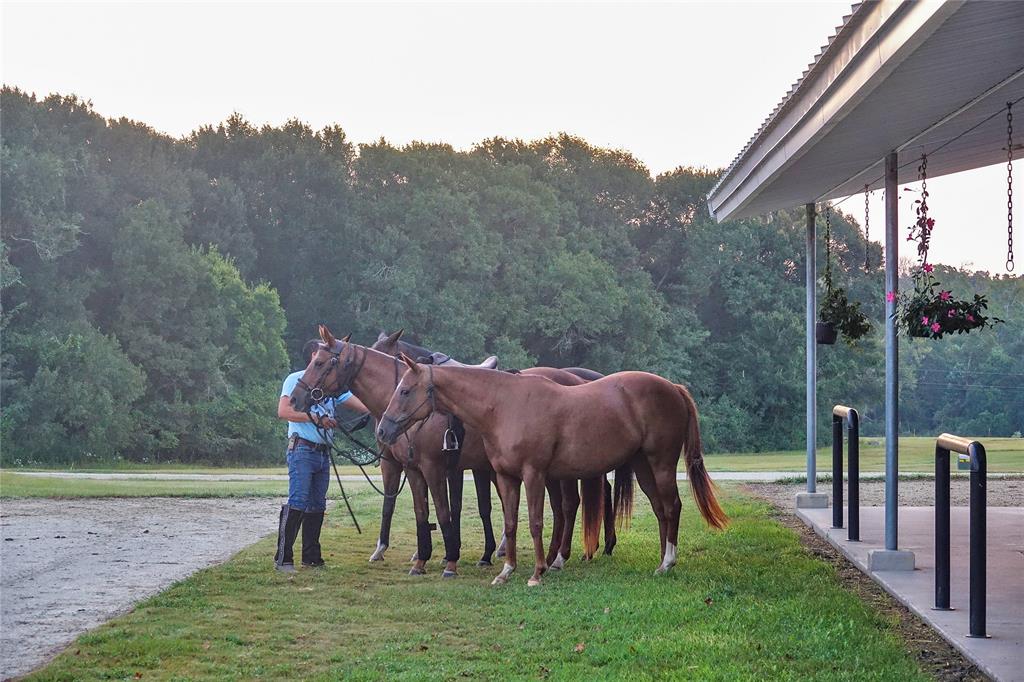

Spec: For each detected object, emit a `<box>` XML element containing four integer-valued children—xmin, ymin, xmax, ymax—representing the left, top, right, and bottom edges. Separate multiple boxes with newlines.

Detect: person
<box><xmin>274</xmin><ymin>339</ymin><xmax>368</xmax><ymax>572</ymax></box>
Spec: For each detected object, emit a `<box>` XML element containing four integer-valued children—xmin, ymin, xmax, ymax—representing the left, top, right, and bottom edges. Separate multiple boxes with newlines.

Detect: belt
<box><xmin>291</xmin><ymin>436</ymin><xmax>330</xmax><ymax>452</ymax></box>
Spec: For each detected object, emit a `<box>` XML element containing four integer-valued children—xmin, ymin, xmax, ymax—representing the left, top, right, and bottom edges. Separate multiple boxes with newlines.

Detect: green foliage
<box><xmin>1</xmin><ymin>86</ymin><xmax>1021</xmax><ymax>465</ymax></box>
<box><xmin>894</xmin><ymin>267</ymin><xmax>1001</xmax><ymax>339</ymax></box>
<box><xmin>1</xmin><ymin>326</ymin><xmax>144</xmax><ymax>464</ymax></box>
<box><xmin>819</xmin><ymin>286</ymin><xmax>871</xmax><ymax>343</ymax></box>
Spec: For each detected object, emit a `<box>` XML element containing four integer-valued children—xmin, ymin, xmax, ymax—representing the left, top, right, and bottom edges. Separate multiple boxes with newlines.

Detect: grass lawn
<box><xmin>707</xmin><ymin>436</ymin><xmax>1024</xmax><ymax>473</ymax></box>
<box><xmin>26</xmin><ymin>485</ymin><xmax>930</xmax><ymax>681</ymax></box>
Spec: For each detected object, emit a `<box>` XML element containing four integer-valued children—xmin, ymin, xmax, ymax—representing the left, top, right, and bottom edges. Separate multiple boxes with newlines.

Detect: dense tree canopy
<box><xmin>2</xmin><ymin>87</ymin><xmax>1021</xmax><ymax>464</ymax></box>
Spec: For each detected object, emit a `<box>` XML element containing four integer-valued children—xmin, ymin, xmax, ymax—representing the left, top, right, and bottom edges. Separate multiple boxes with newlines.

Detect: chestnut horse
<box><xmin>290</xmin><ymin>326</ymin><xmax>628</xmax><ymax>576</ymax></box>
<box><xmin>378</xmin><ymin>355</ymin><xmax>728</xmax><ymax>586</ymax></box>
<box><xmin>372</xmin><ymin>330</ymin><xmax>626</xmax><ymax>568</ymax></box>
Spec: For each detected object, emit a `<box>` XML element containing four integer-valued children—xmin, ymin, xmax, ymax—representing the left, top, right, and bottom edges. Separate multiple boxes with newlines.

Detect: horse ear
<box><xmin>342</xmin><ymin>333</ymin><xmax>351</xmax><ymax>343</ymax></box>
<box><xmin>398</xmin><ymin>352</ymin><xmax>420</xmax><ymax>374</ymax></box>
<box><xmin>377</xmin><ymin>330</ymin><xmax>388</xmax><ymax>342</ymax></box>
<box><xmin>387</xmin><ymin>329</ymin><xmax>404</xmax><ymax>344</ymax></box>
<box><xmin>319</xmin><ymin>324</ymin><xmax>336</xmax><ymax>346</ymax></box>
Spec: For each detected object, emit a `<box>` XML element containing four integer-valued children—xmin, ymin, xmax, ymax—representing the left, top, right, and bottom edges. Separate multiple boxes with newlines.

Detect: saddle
<box><xmin>420</xmin><ymin>352</ymin><xmax>498</xmax><ymax>370</ymax></box>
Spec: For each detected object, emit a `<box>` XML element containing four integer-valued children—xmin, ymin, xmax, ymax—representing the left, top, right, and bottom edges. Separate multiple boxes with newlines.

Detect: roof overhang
<box><xmin>707</xmin><ymin>0</ymin><xmax>1024</xmax><ymax>222</ymax></box>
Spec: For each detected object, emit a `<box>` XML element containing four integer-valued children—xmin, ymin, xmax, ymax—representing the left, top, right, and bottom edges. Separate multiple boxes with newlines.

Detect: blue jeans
<box><xmin>287</xmin><ymin>444</ymin><xmax>330</xmax><ymax>512</ymax></box>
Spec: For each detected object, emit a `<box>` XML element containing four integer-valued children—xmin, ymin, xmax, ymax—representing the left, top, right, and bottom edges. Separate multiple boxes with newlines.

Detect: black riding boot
<box><xmin>274</xmin><ymin>504</ymin><xmax>304</xmax><ymax>572</ymax></box>
<box><xmin>301</xmin><ymin>511</ymin><xmax>326</xmax><ymax>568</ymax></box>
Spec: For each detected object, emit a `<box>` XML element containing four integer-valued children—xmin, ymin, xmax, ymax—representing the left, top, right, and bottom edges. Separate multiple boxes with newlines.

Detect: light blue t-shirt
<box><xmin>281</xmin><ymin>371</ymin><xmax>353</xmax><ymax>444</ymax></box>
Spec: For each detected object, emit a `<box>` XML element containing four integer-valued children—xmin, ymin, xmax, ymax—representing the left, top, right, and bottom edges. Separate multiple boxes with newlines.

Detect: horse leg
<box><xmin>545</xmin><ymin>480</ymin><xmax>564</xmax><ymax>568</ymax></box>
<box><xmin>491</xmin><ymin>473</ymin><xmax>520</xmax><ymax>585</ymax></box>
<box><xmin>523</xmin><ymin>469</ymin><xmax>549</xmax><ymax>586</ymax></box>
<box><xmin>447</xmin><ymin>466</ymin><xmax>465</xmax><ymax>567</ymax></box>
<box><xmin>602</xmin><ymin>474</ymin><xmax>616</xmax><ymax>556</ymax></box>
<box><xmin>370</xmin><ymin>454</ymin><xmax>402</xmax><ymax>562</ymax></box>
<box><xmin>631</xmin><ymin>454</ymin><xmax>667</xmax><ymax>570</ymax></box>
<box><xmin>406</xmin><ymin>468</ymin><xmax>432</xmax><ymax>575</ymax></box>
<box><xmin>494</xmin><ymin>472</ymin><xmax>508</xmax><ymax>559</ymax></box>
<box><xmin>473</xmin><ymin>469</ymin><xmax>496</xmax><ymax>566</ymax></box>
<box><xmin>652</xmin><ymin>458</ymin><xmax>682</xmax><ymax>575</ymax></box>
<box><xmin>555</xmin><ymin>480</ymin><xmax>580</xmax><ymax>568</ymax></box>
<box><xmin>423</xmin><ymin>461</ymin><xmax>459</xmax><ymax>578</ymax></box>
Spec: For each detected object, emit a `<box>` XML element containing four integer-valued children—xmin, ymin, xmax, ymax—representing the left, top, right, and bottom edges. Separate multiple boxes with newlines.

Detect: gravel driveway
<box><xmin>0</xmin><ymin>498</ymin><xmax>277</xmax><ymax>680</ymax></box>
<box><xmin>745</xmin><ymin>476</ymin><xmax>1024</xmax><ymax>509</ymax></box>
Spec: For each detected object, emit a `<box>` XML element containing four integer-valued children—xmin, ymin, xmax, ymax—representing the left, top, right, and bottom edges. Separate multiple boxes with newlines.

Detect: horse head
<box><xmin>376</xmin><ymin>353</ymin><xmax>435</xmax><ymax>444</ymax></box>
<box><xmin>289</xmin><ymin>324</ymin><xmax>356</xmax><ymax>412</ymax></box>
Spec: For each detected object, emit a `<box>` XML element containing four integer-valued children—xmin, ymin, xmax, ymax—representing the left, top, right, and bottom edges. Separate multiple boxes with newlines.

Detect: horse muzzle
<box><xmin>376</xmin><ymin>416</ymin><xmax>405</xmax><ymax>445</ymax></box>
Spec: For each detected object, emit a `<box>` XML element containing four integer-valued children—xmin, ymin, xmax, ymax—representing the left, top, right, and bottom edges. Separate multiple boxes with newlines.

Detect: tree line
<box><xmin>1</xmin><ymin>87</ymin><xmax>1021</xmax><ymax>465</ymax></box>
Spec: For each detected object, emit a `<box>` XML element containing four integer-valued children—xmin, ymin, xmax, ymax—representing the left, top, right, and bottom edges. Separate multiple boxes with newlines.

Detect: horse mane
<box><xmin>396</xmin><ymin>338</ymin><xmax>434</xmax><ymax>362</ymax></box>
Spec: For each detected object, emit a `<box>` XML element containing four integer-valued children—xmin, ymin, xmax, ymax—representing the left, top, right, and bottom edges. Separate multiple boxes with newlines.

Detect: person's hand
<box><xmin>311</xmin><ymin>414</ymin><xmax>338</xmax><ymax>429</ymax></box>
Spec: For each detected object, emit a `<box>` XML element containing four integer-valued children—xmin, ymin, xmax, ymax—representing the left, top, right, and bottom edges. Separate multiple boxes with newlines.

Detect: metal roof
<box><xmin>708</xmin><ymin>0</ymin><xmax>1024</xmax><ymax>222</ymax></box>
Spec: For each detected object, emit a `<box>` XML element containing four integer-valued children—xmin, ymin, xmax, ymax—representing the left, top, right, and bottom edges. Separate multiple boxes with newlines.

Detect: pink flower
<box><xmin>931</xmin><ymin>322</ymin><xmax>942</xmax><ymax>333</ymax></box>
<box><xmin>967</xmin><ymin>314</ymin><xmax>975</xmax><ymax>322</ymax></box>
<box><xmin>886</xmin><ymin>291</ymin><xmax>896</xmax><ymax>302</ymax></box>
<box><xmin>923</xmin><ymin>263</ymin><xmax>934</xmax><ymax>273</ymax></box>
<box><xmin>921</xmin><ymin>316</ymin><xmax>929</xmax><ymax>325</ymax></box>
<box><xmin>947</xmin><ymin>309</ymin><xmax>955</xmax><ymax>318</ymax></box>
<box><xmin>939</xmin><ymin>290</ymin><xmax>951</xmax><ymax>301</ymax></box>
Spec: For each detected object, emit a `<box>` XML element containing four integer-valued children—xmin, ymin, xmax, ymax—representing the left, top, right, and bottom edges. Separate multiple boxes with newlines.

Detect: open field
<box><xmin>20</xmin><ymin>485</ymin><xmax>936</xmax><ymax>681</ymax></box>
<box><xmin>3</xmin><ymin>437</ymin><xmax>1020</xmax><ymax>500</ymax></box>
<box><xmin>705</xmin><ymin>437</ymin><xmax>1024</xmax><ymax>473</ymax></box>
<box><xmin>8</xmin><ymin>437</ymin><xmax>1022</xmax><ymax>477</ymax></box>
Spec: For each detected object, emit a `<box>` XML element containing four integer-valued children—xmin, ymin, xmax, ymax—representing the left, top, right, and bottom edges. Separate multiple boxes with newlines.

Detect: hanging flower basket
<box><xmin>817</xmin><ymin>206</ymin><xmax>871</xmax><ymax>345</ymax></box>
<box><xmin>815</xmin><ymin>321</ymin><xmax>838</xmax><ymax>345</ymax></box>
<box><xmin>893</xmin><ymin>265</ymin><xmax>1001</xmax><ymax>339</ymax></box>
<box><xmin>892</xmin><ymin>155</ymin><xmax>1003</xmax><ymax>340</ymax></box>
<box><xmin>819</xmin><ymin>285</ymin><xmax>870</xmax><ymax>345</ymax></box>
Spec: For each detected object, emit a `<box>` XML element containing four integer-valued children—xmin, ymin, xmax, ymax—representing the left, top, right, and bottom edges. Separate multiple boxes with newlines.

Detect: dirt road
<box><xmin>0</xmin><ymin>497</ymin><xmax>277</xmax><ymax>680</ymax></box>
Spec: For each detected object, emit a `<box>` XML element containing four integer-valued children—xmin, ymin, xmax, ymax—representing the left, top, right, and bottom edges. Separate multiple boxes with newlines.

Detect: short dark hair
<box><xmin>301</xmin><ymin>339</ymin><xmax>321</xmax><ymax>365</ymax></box>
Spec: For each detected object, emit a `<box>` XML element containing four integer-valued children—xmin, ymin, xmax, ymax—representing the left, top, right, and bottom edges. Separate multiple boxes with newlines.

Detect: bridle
<box><xmin>380</xmin><ymin>364</ymin><xmax>438</xmax><ymax>435</ymax></box>
<box><xmin>296</xmin><ymin>340</ymin><xmax>366</xmax><ymax>405</ymax></box>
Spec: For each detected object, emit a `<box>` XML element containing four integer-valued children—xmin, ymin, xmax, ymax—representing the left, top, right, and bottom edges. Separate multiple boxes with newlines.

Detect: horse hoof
<box><xmin>369</xmin><ymin>545</ymin><xmax>388</xmax><ymax>562</ymax></box>
<box><xmin>442</xmin><ymin>570</ymin><xmax>458</xmax><ymax>579</ymax></box>
<box><xmin>409</xmin><ymin>567</ymin><xmax>427</xmax><ymax>576</ymax></box>
<box><xmin>527</xmin><ymin>577</ymin><xmax>542</xmax><ymax>587</ymax></box>
<box><xmin>491</xmin><ymin>575</ymin><xmax>507</xmax><ymax>586</ymax></box>
<box><xmin>477</xmin><ymin>559</ymin><xmax>493</xmax><ymax>567</ymax></box>
<box><xmin>550</xmin><ymin>554</ymin><xmax>565</xmax><ymax>570</ymax></box>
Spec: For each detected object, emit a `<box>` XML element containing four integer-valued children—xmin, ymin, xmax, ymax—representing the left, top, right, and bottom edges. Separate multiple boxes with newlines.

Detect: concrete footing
<box><xmin>794</xmin><ymin>492</ymin><xmax>829</xmax><ymax>509</ymax></box>
<box><xmin>867</xmin><ymin>548</ymin><xmax>916</xmax><ymax>571</ymax></box>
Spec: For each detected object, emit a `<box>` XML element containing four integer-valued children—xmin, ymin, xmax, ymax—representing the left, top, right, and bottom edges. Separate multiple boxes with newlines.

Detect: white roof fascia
<box><xmin>708</xmin><ymin>0</ymin><xmax>962</xmax><ymax>223</ymax></box>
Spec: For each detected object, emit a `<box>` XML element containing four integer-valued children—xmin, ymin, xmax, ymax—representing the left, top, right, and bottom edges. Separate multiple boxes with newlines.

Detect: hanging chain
<box><xmin>1007</xmin><ymin>102</ymin><xmax>1015</xmax><ymax>272</ymax></box>
<box><xmin>863</xmin><ymin>184</ymin><xmax>870</xmax><ymax>271</ymax></box>
<box><xmin>917</xmin><ymin>155</ymin><xmax>931</xmax><ymax>265</ymax></box>
<box><xmin>824</xmin><ymin>204</ymin><xmax>833</xmax><ymax>290</ymax></box>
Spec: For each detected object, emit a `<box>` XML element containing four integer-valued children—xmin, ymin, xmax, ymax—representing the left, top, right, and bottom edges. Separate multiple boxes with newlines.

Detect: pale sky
<box><xmin>1</xmin><ymin>1</ymin><xmax>1016</xmax><ymax>273</ymax></box>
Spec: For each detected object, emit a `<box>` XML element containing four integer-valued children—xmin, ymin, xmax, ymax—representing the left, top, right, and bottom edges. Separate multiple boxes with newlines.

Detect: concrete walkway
<box><xmin>797</xmin><ymin>505</ymin><xmax>1024</xmax><ymax>682</ymax></box>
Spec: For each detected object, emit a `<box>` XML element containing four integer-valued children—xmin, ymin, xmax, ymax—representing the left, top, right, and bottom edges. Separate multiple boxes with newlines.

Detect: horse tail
<box><xmin>579</xmin><ymin>477</ymin><xmax>604</xmax><ymax>558</ymax></box>
<box><xmin>612</xmin><ymin>464</ymin><xmax>634</xmax><ymax>529</ymax></box>
<box><xmin>676</xmin><ymin>384</ymin><xmax>728</xmax><ymax>530</ymax></box>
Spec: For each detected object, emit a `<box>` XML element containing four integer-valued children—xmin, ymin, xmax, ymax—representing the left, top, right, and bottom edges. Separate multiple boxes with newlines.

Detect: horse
<box><xmin>372</xmin><ymin>330</ymin><xmax>628</xmax><ymax>567</ymax></box>
<box><xmin>378</xmin><ymin>354</ymin><xmax>728</xmax><ymax>586</ymax></box>
<box><xmin>289</xmin><ymin>326</ymin><xmax>627</xmax><ymax>576</ymax></box>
